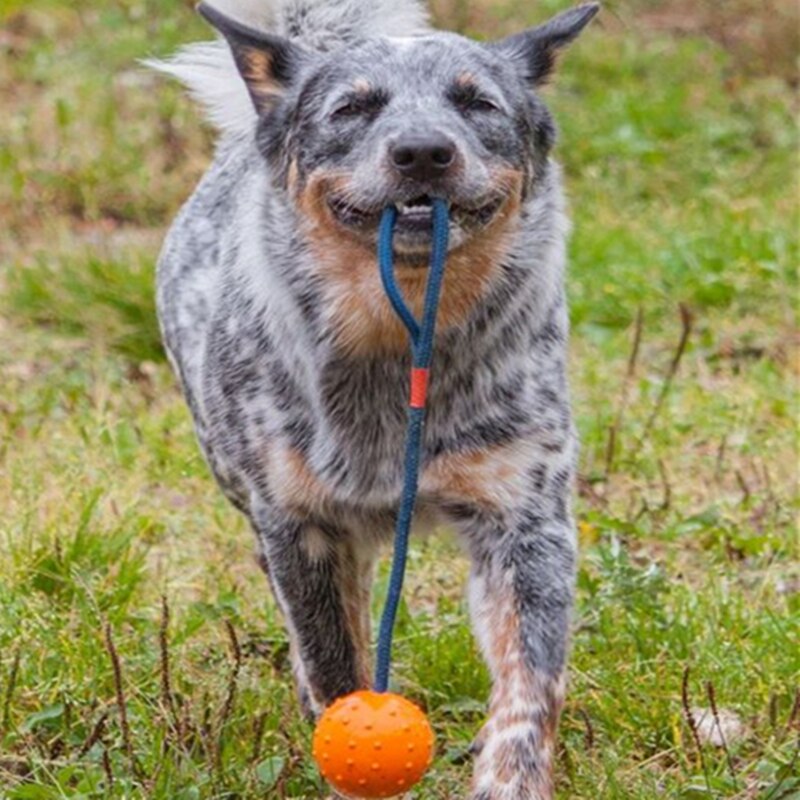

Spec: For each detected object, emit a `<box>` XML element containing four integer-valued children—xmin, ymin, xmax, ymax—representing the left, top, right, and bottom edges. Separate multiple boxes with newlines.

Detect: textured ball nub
<box><xmin>312</xmin><ymin>691</ymin><xmax>434</xmax><ymax>799</ymax></box>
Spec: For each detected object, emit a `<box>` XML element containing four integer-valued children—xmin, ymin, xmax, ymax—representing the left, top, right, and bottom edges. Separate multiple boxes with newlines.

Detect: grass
<box><xmin>0</xmin><ymin>0</ymin><xmax>798</xmax><ymax>797</ymax></box>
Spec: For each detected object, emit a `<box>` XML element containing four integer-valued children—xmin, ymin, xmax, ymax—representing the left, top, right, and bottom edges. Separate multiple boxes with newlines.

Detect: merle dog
<box><xmin>152</xmin><ymin>1</ymin><xmax>599</xmax><ymax>796</ymax></box>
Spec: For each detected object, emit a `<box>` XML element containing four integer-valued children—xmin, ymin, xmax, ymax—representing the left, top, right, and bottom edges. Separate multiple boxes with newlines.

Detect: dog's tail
<box><xmin>147</xmin><ymin>0</ymin><xmax>431</xmax><ymax>136</ymax></box>
<box><xmin>209</xmin><ymin>0</ymin><xmax>431</xmax><ymax>48</ymax></box>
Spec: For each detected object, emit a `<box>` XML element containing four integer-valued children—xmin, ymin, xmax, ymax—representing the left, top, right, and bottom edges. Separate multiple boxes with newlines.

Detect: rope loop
<box><xmin>374</xmin><ymin>199</ymin><xmax>450</xmax><ymax>693</ymax></box>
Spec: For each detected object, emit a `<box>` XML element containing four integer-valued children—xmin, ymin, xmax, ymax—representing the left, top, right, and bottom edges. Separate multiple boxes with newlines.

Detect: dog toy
<box><xmin>313</xmin><ymin>199</ymin><xmax>449</xmax><ymax>798</ymax></box>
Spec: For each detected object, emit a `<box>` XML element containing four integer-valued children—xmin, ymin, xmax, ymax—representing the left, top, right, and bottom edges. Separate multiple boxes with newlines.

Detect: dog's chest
<box><xmin>201</xmin><ymin>316</ymin><xmax>546</xmax><ymax>515</ymax></box>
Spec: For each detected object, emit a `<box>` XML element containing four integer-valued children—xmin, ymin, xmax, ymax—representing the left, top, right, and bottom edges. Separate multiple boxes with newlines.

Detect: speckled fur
<box><xmin>154</xmin><ymin>2</ymin><xmax>598</xmax><ymax>797</ymax></box>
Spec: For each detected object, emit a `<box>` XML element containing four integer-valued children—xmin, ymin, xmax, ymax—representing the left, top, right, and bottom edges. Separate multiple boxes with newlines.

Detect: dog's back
<box><xmin>153</xmin><ymin>2</ymin><xmax>598</xmax><ymax>796</ymax></box>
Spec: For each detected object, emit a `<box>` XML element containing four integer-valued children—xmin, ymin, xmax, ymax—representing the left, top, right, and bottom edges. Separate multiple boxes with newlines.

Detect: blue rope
<box><xmin>374</xmin><ymin>199</ymin><xmax>450</xmax><ymax>693</ymax></box>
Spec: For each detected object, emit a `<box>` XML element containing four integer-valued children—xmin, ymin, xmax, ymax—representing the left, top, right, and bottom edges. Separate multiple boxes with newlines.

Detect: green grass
<box><xmin>0</xmin><ymin>0</ymin><xmax>798</xmax><ymax>798</ymax></box>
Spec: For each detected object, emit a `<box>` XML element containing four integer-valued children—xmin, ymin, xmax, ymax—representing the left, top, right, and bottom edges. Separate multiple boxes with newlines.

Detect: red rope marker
<box><xmin>409</xmin><ymin>367</ymin><xmax>430</xmax><ymax>409</ymax></box>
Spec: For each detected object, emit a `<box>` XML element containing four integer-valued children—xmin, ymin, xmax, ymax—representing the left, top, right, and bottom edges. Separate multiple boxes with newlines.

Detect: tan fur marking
<box><xmin>422</xmin><ymin>437</ymin><xmax>542</xmax><ymax>510</ymax></box>
<box><xmin>353</xmin><ymin>78</ymin><xmax>372</xmax><ymax>93</ymax></box>
<box><xmin>456</xmin><ymin>71</ymin><xmax>477</xmax><ymax>87</ymax></box>
<box><xmin>268</xmin><ymin>446</ymin><xmax>332</xmax><ymax>515</ymax></box>
<box><xmin>335</xmin><ymin>545</ymin><xmax>373</xmax><ymax>688</ymax></box>
<box><xmin>476</xmin><ymin>586</ymin><xmax>565</xmax><ymax>793</ymax></box>
<box><xmin>300</xmin><ymin>526</ymin><xmax>332</xmax><ymax>563</ymax></box>
<box><xmin>296</xmin><ymin>170</ymin><xmax>524</xmax><ymax>356</ymax></box>
<box><xmin>240</xmin><ymin>49</ymin><xmax>282</xmax><ymax>106</ymax></box>
<box><xmin>267</xmin><ymin>452</ymin><xmax>372</xmax><ymax>687</ymax></box>
<box><xmin>286</xmin><ymin>159</ymin><xmax>300</xmax><ymax>197</ymax></box>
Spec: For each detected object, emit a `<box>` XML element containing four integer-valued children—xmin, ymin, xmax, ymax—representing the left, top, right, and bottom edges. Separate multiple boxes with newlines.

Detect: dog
<box><xmin>151</xmin><ymin>1</ymin><xmax>599</xmax><ymax>796</ymax></box>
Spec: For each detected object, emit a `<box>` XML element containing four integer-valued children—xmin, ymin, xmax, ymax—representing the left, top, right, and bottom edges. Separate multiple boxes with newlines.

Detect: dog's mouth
<box><xmin>327</xmin><ymin>192</ymin><xmax>506</xmax><ymax>254</ymax></box>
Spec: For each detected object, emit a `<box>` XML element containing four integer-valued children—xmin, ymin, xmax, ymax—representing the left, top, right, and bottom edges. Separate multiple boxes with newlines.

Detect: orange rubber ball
<box><xmin>312</xmin><ymin>691</ymin><xmax>434</xmax><ymax>799</ymax></box>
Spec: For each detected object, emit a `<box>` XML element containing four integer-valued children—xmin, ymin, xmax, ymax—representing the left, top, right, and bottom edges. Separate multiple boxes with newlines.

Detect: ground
<box><xmin>0</xmin><ymin>1</ymin><xmax>798</xmax><ymax>798</ymax></box>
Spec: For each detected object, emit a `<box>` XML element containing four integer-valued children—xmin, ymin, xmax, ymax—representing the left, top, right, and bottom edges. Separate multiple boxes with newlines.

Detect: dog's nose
<box><xmin>390</xmin><ymin>135</ymin><xmax>457</xmax><ymax>181</ymax></box>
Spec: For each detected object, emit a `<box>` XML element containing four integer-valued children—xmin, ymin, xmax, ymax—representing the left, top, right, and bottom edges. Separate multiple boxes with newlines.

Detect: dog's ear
<box><xmin>492</xmin><ymin>3</ymin><xmax>600</xmax><ymax>86</ymax></box>
<box><xmin>197</xmin><ymin>2</ymin><xmax>308</xmax><ymax>113</ymax></box>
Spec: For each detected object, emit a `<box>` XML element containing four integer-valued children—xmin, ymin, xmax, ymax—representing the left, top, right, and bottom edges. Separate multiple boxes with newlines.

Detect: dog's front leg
<box><xmin>252</xmin><ymin>502</ymin><xmax>374</xmax><ymax>718</ymax></box>
<box><xmin>464</xmin><ymin>509</ymin><xmax>576</xmax><ymax>800</ymax></box>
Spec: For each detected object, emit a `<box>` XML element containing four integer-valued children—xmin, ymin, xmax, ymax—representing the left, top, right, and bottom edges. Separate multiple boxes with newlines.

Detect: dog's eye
<box><xmin>330</xmin><ymin>92</ymin><xmax>388</xmax><ymax>122</ymax></box>
<box><xmin>468</xmin><ymin>96</ymin><xmax>501</xmax><ymax>113</ymax></box>
<box><xmin>331</xmin><ymin>101</ymin><xmax>364</xmax><ymax>119</ymax></box>
<box><xmin>450</xmin><ymin>84</ymin><xmax>502</xmax><ymax>116</ymax></box>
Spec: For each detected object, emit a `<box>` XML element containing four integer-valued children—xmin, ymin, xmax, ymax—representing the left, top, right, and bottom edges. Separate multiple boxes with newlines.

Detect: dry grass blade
<box><xmin>1</xmin><ymin>646</ymin><xmax>21</xmax><ymax>735</ymax></box>
<box><xmin>714</xmin><ymin>435</ymin><xmax>728</xmax><ymax>483</ymax></box>
<box><xmin>657</xmin><ymin>458</ymin><xmax>672</xmax><ymax>511</ymax></box>
<box><xmin>251</xmin><ymin>711</ymin><xmax>268</xmax><ymax>763</ymax></box>
<box><xmin>221</xmin><ymin>620</ymin><xmax>243</xmax><ymax>724</ymax></box>
<box><xmin>159</xmin><ymin>595</ymin><xmax>176</xmax><ymax>722</ymax></box>
<box><xmin>769</xmin><ymin>694</ymin><xmax>780</xmax><ymax>729</ymax></box>
<box><xmin>578</xmin><ymin>707</ymin><xmax>595</xmax><ymax>751</ymax></box>
<box><xmin>104</xmin><ymin>623</ymin><xmax>139</xmax><ymax>780</ymax></box>
<box><xmin>102</xmin><ymin>744</ymin><xmax>114</xmax><ymax>789</ymax></box>
<box><xmin>706</xmin><ymin>681</ymin><xmax>738</xmax><ymax>787</ymax></box>
<box><xmin>681</xmin><ymin>667</ymin><xmax>710</xmax><ymax>788</ymax></box>
<box><xmin>787</xmin><ymin>690</ymin><xmax>800</xmax><ymax>734</ymax></box>
<box><xmin>736</xmin><ymin>470</ymin><xmax>752</xmax><ymax>504</ymax></box>
<box><xmin>77</xmin><ymin>711</ymin><xmax>108</xmax><ymax>758</ymax></box>
<box><xmin>215</xmin><ymin>619</ymin><xmax>244</xmax><ymax>771</ymax></box>
<box><xmin>605</xmin><ymin>307</ymin><xmax>644</xmax><ymax>477</ymax></box>
<box><xmin>638</xmin><ymin>304</ymin><xmax>693</xmax><ymax>448</ymax></box>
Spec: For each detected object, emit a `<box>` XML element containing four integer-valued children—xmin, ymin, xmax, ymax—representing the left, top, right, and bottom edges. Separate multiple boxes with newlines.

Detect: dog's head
<box><xmin>199</xmin><ymin>2</ymin><xmax>598</xmax><ymax>263</ymax></box>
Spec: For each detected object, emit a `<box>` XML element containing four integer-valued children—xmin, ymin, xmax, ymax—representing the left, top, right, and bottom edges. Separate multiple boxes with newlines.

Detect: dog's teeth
<box><xmin>397</xmin><ymin>199</ymin><xmax>434</xmax><ymax>216</ymax></box>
